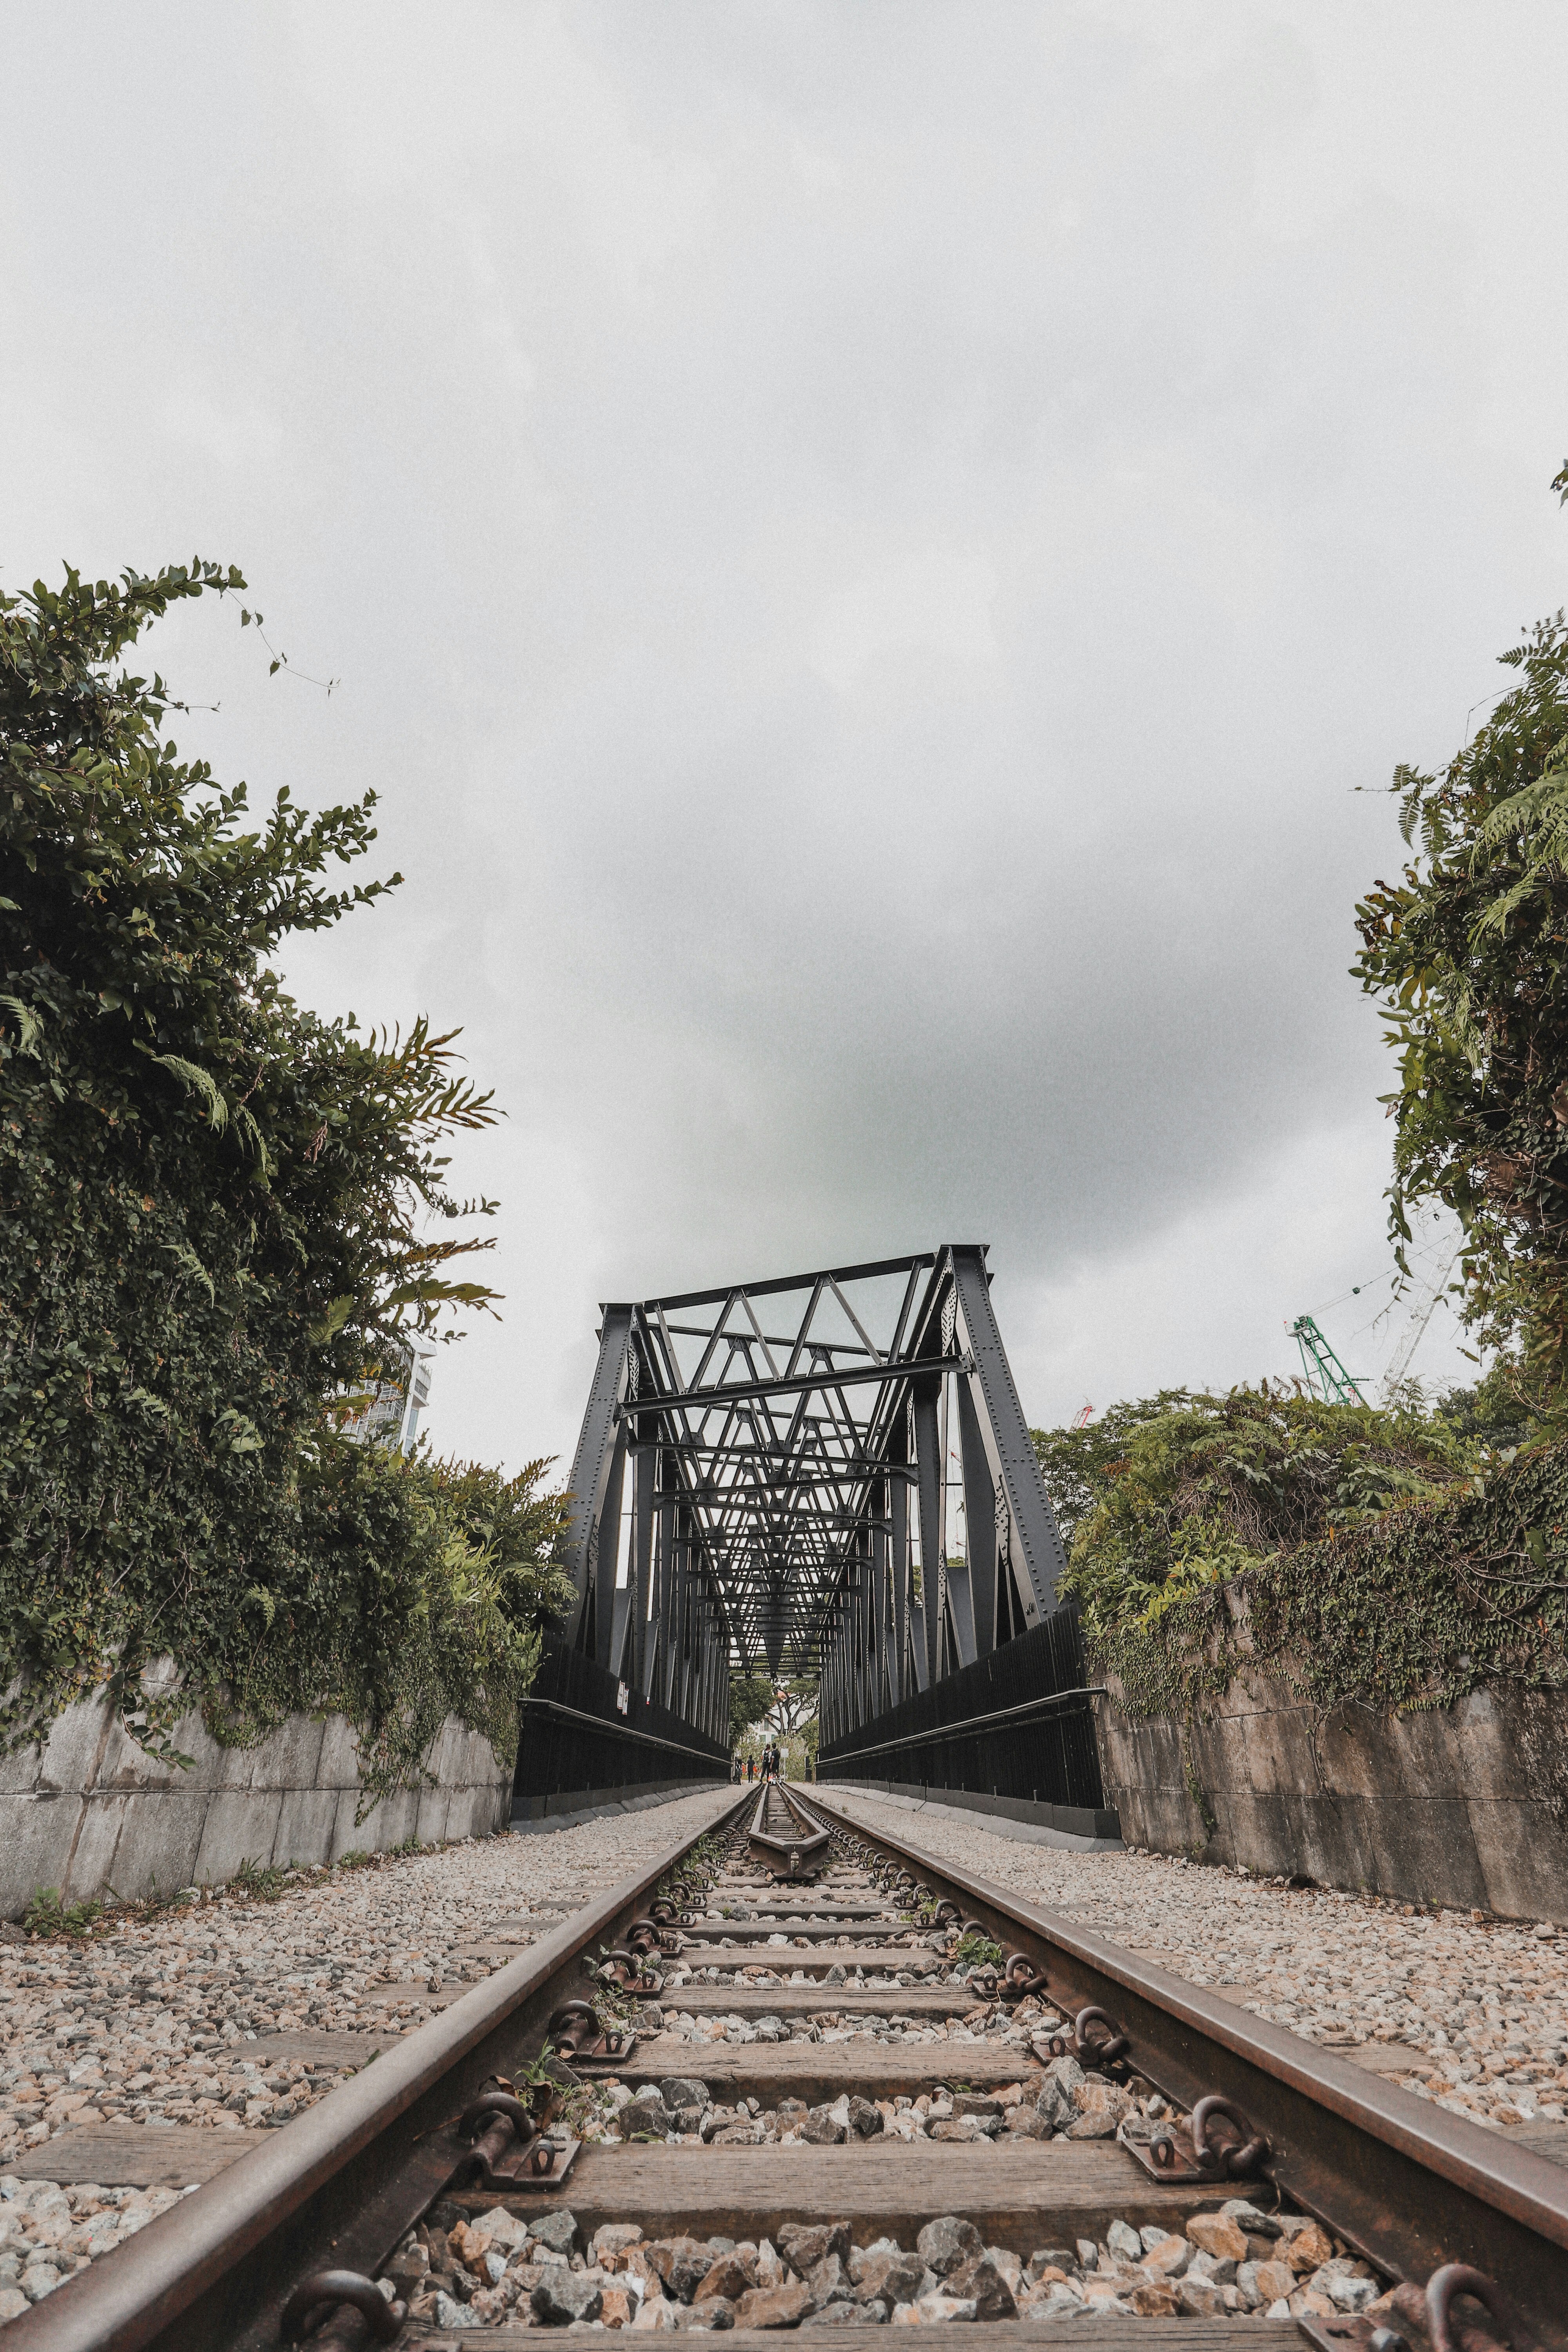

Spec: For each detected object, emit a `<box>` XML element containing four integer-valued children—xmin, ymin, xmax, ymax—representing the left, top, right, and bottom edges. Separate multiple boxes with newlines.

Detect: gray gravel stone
<box><xmin>661</xmin><ymin>2076</ymin><xmax>710</xmax><ymax>2112</ymax></box>
<box><xmin>778</xmin><ymin>2223</ymin><xmax>851</xmax><ymax>2277</ymax></box>
<box><xmin>914</xmin><ymin>2217</ymin><xmax>981</xmax><ymax>2278</ymax></box>
<box><xmin>529</xmin><ymin>2209</ymin><xmax>580</xmax><ymax>2256</ymax></box>
<box><xmin>532</xmin><ymin>2267</ymin><xmax>604</xmax><ymax>2325</ymax></box>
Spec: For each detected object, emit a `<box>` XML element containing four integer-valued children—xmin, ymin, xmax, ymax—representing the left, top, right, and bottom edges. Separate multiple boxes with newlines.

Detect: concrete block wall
<box><xmin>1094</xmin><ymin>1673</ymin><xmax>1568</xmax><ymax>1924</ymax></box>
<box><xmin>0</xmin><ymin>1686</ymin><xmax>511</xmax><ymax>1918</ymax></box>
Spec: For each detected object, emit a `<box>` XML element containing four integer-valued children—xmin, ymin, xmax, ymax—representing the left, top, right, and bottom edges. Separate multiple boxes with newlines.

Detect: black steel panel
<box><xmin>818</xmin><ymin>1606</ymin><xmax>1107</xmax><ymax>1813</ymax></box>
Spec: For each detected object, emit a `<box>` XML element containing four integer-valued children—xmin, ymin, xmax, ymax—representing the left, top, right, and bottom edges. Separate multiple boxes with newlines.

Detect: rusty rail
<box><xmin>806</xmin><ymin>1788</ymin><xmax>1568</xmax><ymax>2352</ymax></box>
<box><xmin>4</xmin><ymin>1788</ymin><xmax>752</xmax><ymax>2352</ymax></box>
<box><xmin>14</xmin><ymin>1773</ymin><xmax>1565</xmax><ymax>2349</ymax></box>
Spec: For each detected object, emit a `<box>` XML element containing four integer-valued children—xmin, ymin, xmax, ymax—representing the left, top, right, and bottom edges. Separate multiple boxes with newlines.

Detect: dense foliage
<box><xmin>420</xmin><ymin>1454</ymin><xmax>574</xmax><ymax>1632</ymax></box>
<box><xmin>1032</xmin><ymin>1381</ymin><xmax>1521</xmax><ymax>1641</ymax></box>
<box><xmin>1354</xmin><ymin>504</ymin><xmax>1568</xmax><ymax>1412</ymax></box>
<box><xmin>1087</xmin><ymin>1437</ymin><xmax>1568</xmax><ymax>1774</ymax></box>
<box><xmin>0</xmin><ymin>560</ymin><xmax>558</xmax><ymax>1794</ymax></box>
<box><xmin>727</xmin><ymin>1670</ymin><xmax>775</xmax><ymax>1746</ymax></box>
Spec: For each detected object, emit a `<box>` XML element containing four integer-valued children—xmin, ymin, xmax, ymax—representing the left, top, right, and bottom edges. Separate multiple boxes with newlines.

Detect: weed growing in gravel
<box><xmin>232</xmin><ymin>1857</ymin><xmax>292</xmax><ymax>1900</ymax></box>
<box><xmin>22</xmin><ymin>1887</ymin><xmax>104</xmax><ymax>1941</ymax></box>
<box><xmin>953</xmin><ymin>1930</ymin><xmax>1004</xmax><ymax>1970</ymax></box>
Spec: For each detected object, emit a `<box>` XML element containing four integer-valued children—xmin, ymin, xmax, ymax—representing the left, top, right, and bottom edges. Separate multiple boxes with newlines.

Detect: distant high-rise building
<box><xmin>342</xmin><ymin>1336</ymin><xmax>434</xmax><ymax>1453</ymax></box>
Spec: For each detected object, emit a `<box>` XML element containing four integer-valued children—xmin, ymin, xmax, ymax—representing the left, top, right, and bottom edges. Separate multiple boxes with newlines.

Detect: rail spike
<box><xmin>1000</xmin><ymin>1950</ymin><xmax>1050</xmax><ymax>2003</ymax></box>
<box><xmin>1425</xmin><ymin>2265</ymin><xmax>1537</xmax><ymax>2352</ymax></box>
<box><xmin>281</xmin><ymin>2270</ymin><xmax>403</xmax><ymax>2347</ymax></box>
<box><xmin>1042</xmin><ymin>2001</ymin><xmax>1129</xmax><ymax>2069</ymax></box>
<box><xmin>1124</xmin><ymin>2091</ymin><xmax>1272</xmax><ymax>2186</ymax></box>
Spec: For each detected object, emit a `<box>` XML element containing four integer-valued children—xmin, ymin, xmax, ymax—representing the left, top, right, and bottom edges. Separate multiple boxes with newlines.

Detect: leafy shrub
<box><xmin>0</xmin><ymin>560</ymin><xmax>560</xmax><ymax>1795</ymax></box>
<box><xmin>1033</xmin><ymin>1382</ymin><xmax>1514</xmax><ymax>1641</ymax></box>
<box><xmin>1089</xmin><ymin>1436</ymin><xmax>1568</xmax><ymax>1737</ymax></box>
<box><xmin>1354</xmin><ymin>503</ymin><xmax>1568</xmax><ymax>1411</ymax></box>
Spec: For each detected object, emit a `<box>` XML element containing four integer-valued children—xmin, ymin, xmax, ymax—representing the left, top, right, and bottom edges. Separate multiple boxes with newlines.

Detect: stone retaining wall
<box><xmin>0</xmin><ymin>1690</ymin><xmax>511</xmax><ymax>1918</ymax></box>
<box><xmin>1094</xmin><ymin>1673</ymin><xmax>1568</xmax><ymax>1924</ymax></box>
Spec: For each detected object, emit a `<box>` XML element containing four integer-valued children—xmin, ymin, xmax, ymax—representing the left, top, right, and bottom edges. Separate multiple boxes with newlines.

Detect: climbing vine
<box><xmin>0</xmin><ymin>561</ymin><xmax>561</xmax><ymax>1796</ymax></box>
<box><xmin>1087</xmin><ymin>1438</ymin><xmax>1568</xmax><ymax>1731</ymax></box>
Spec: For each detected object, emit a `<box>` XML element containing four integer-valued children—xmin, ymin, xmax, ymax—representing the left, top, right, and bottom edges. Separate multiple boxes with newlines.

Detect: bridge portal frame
<box><xmin>555</xmin><ymin>1245</ymin><xmax>1084</xmax><ymax>1789</ymax></box>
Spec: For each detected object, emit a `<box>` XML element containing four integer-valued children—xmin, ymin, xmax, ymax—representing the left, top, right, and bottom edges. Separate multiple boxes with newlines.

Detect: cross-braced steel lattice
<box><xmin>558</xmin><ymin>1245</ymin><xmax>1071</xmax><ymax>1752</ymax></box>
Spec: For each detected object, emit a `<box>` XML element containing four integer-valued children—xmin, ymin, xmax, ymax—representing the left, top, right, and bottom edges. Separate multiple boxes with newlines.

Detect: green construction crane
<box><xmin>1290</xmin><ymin>1314</ymin><xmax>1367</xmax><ymax>1405</ymax></box>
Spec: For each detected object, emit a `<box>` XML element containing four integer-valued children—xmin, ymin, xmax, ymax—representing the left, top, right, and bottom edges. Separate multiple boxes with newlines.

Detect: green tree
<box><xmin>417</xmin><ymin>1454</ymin><xmax>575</xmax><ymax>1630</ymax></box>
<box><xmin>767</xmin><ymin>1675</ymin><xmax>818</xmax><ymax>1741</ymax></box>
<box><xmin>1354</xmin><ymin>486</ymin><xmax>1568</xmax><ymax>1412</ymax></box>
<box><xmin>728</xmin><ymin>1670</ymin><xmax>775</xmax><ymax>1747</ymax></box>
<box><xmin>1032</xmin><ymin>1394</ymin><xmax>1195</xmax><ymax>1552</ymax></box>
<box><xmin>0</xmin><ymin>560</ymin><xmax>532</xmax><ymax>1780</ymax></box>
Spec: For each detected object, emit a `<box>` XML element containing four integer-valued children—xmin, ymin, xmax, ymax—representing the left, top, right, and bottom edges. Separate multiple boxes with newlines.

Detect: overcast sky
<box><xmin>7</xmin><ymin>2</ymin><xmax>1566</xmax><ymax>1474</ymax></box>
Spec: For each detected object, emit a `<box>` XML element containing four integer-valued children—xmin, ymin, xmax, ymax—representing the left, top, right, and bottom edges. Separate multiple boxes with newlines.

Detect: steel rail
<box><xmin>515</xmin><ymin>1694</ymin><xmax>731</xmax><ymax>1768</ymax></box>
<box><xmin>804</xmin><ymin>1789</ymin><xmax>1568</xmax><ymax>2352</ymax></box>
<box><xmin>5</xmin><ymin>1789</ymin><xmax>752</xmax><ymax>2352</ymax></box>
<box><xmin>818</xmin><ymin>1684</ymin><xmax>1110</xmax><ymax>1763</ymax></box>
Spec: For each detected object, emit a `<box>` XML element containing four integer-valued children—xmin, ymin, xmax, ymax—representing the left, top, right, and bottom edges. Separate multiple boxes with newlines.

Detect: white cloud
<box><xmin>4</xmin><ymin>0</ymin><xmax>1563</xmax><ymax>1472</ymax></box>
<box><xmin>810</xmin><ymin>546</ymin><xmax>999</xmax><ymax>693</ymax></box>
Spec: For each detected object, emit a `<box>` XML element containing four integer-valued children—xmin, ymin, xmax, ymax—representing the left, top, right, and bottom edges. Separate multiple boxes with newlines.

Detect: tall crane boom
<box><xmin>1290</xmin><ymin>1314</ymin><xmax>1366</xmax><ymax>1405</ymax></box>
<box><xmin>1382</xmin><ymin>1243</ymin><xmax>1461</xmax><ymax>1399</ymax></box>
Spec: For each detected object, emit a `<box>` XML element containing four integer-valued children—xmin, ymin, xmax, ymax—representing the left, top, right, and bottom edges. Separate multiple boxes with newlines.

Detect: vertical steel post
<box><xmin>889</xmin><ymin>1460</ymin><xmax>911</xmax><ymax>1702</ymax></box>
<box><xmin>913</xmin><ymin>1379</ymin><xmax>943</xmax><ymax>1689</ymax></box>
<box><xmin>559</xmin><ymin>1306</ymin><xmax>633</xmax><ymax>1650</ymax></box>
<box><xmin>949</xmin><ymin>1245</ymin><xmax>1067</xmax><ymax>1621</ymax></box>
<box><xmin>593</xmin><ymin>1427</ymin><xmax>628</xmax><ymax>1670</ymax></box>
<box><xmin>632</xmin><ymin>1426</ymin><xmax>656</xmax><ymax>1699</ymax></box>
<box><xmin>956</xmin><ymin>1376</ymin><xmax>997</xmax><ymax>1657</ymax></box>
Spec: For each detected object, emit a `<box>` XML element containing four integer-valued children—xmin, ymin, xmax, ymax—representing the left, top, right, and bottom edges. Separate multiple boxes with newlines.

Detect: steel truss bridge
<box><xmin>511</xmin><ymin>1245</ymin><xmax>1110</xmax><ymax>1831</ymax></box>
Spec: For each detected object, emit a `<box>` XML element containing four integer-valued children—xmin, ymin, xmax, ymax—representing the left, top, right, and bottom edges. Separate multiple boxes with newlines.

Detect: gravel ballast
<box><xmin>4</xmin><ymin>1772</ymin><xmax>1564</xmax><ymax>2326</ymax></box>
<box><xmin>385</xmin><ymin>2200</ymin><xmax>1379</xmax><ymax>2325</ymax></box>
<box><xmin>825</xmin><ymin>1787</ymin><xmax>1568</xmax><ymax>2132</ymax></box>
<box><xmin>0</xmin><ymin>1784</ymin><xmax>737</xmax><ymax>2315</ymax></box>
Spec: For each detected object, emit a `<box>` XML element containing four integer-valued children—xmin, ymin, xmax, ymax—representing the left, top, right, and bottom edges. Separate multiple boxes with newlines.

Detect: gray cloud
<box><xmin>6</xmin><ymin>0</ymin><xmax>1565</xmax><ymax>1465</ymax></box>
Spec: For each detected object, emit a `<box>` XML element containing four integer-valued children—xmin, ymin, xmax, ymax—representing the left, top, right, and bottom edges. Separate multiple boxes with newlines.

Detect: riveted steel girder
<box><xmin>560</xmin><ymin>1249</ymin><xmax>1069</xmax><ymax>1749</ymax></box>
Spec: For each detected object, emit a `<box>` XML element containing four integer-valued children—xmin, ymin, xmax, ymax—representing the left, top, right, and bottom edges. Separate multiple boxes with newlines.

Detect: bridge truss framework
<box><xmin>552</xmin><ymin>1244</ymin><xmax>1081</xmax><ymax>1771</ymax></box>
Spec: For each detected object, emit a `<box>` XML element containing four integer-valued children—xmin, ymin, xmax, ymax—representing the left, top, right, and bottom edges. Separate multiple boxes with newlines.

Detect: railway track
<box><xmin>9</xmin><ymin>1779</ymin><xmax>1563</xmax><ymax>2351</ymax></box>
